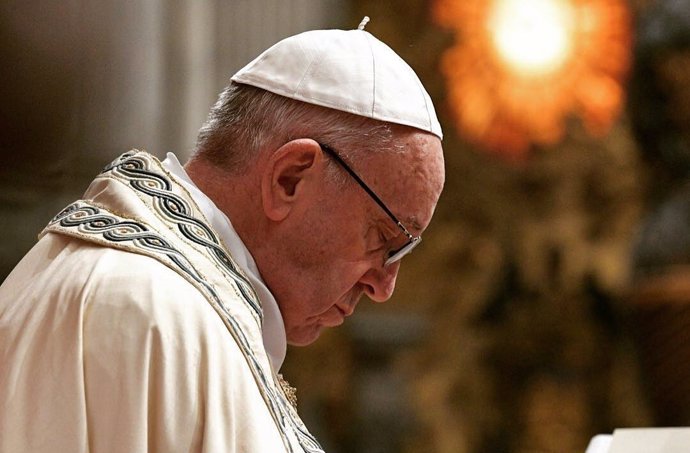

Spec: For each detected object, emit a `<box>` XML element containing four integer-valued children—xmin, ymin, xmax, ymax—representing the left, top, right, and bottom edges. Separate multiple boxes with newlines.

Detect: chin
<box><xmin>286</xmin><ymin>325</ymin><xmax>324</xmax><ymax>347</ymax></box>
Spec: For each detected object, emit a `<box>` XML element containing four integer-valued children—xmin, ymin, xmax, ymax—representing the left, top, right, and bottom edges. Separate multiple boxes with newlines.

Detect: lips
<box><xmin>335</xmin><ymin>305</ymin><xmax>349</xmax><ymax>317</ymax></box>
<box><xmin>336</xmin><ymin>291</ymin><xmax>362</xmax><ymax>317</ymax></box>
<box><xmin>323</xmin><ymin>303</ymin><xmax>351</xmax><ymax>327</ymax></box>
<box><xmin>319</xmin><ymin>308</ymin><xmax>346</xmax><ymax>327</ymax></box>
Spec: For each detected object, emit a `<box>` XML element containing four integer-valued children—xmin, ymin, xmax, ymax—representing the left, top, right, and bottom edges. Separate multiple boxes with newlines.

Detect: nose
<box><xmin>359</xmin><ymin>261</ymin><xmax>400</xmax><ymax>303</ymax></box>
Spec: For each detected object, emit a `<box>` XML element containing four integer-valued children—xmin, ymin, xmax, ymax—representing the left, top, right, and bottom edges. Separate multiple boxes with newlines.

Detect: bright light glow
<box><xmin>488</xmin><ymin>0</ymin><xmax>575</xmax><ymax>75</ymax></box>
<box><xmin>432</xmin><ymin>0</ymin><xmax>631</xmax><ymax>157</ymax></box>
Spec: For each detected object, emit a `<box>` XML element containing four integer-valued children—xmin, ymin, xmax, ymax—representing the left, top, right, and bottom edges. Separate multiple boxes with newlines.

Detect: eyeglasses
<box><xmin>318</xmin><ymin>143</ymin><xmax>421</xmax><ymax>266</ymax></box>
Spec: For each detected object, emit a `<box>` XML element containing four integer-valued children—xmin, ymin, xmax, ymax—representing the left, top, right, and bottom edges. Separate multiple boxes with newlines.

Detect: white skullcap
<box><xmin>231</xmin><ymin>19</ymin><xmax>443</xmax><ymax>139</ymax></box>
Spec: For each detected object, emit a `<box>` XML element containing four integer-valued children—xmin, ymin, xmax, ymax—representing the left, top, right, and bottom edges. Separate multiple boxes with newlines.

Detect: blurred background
<box><xmin>2</xmin><ymin>0</ymin><xmax>690</xmax><ymax>452</ymax></box>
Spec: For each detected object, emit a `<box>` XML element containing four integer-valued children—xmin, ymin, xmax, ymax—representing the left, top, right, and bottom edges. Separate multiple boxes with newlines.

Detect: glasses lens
<box><xmin>384</xmin><ymin>237</ymin><xmax>421</xmax><ymax>266</ymax></box>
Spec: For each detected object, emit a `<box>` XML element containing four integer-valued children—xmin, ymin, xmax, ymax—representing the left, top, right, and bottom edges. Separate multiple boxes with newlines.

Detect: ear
<box><xmin>261</xmin><ymin>139</ymin><xmax>324</xmax><ymax>222</ymax></box>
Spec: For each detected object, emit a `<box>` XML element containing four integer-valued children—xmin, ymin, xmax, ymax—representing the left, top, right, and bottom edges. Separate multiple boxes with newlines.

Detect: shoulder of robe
<box><xmin>38</xmin><ymin>232</ymin><xmax>235</xmax><ymax>346</ymax></box>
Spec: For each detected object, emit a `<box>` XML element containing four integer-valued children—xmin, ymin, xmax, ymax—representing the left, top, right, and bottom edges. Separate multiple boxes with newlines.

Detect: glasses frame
<box><xmin>318</xmin><ymin>143</ymin><xmax>421</xmax><ymax>266</ymax></box>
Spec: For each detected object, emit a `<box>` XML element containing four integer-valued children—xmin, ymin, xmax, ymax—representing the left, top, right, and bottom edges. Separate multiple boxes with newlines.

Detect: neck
<box><xmin>184</xmin><ymin>157</ymin><xmax>266</xmax><ymax>256</ymax></box>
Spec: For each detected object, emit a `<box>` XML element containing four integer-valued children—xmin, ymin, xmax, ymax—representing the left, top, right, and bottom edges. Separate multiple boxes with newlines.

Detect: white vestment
<box><xmin>0</xmin><ymin>151</ymin><xmax>323</xmax><ymax>453</ymax></box>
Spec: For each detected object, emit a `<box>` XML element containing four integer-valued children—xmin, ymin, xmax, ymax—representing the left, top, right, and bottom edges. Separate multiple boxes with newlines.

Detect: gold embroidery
<box><xmin>278</xmin><ymin>374</ymin><xmax>298</xmax><ymax>409</ymax></box>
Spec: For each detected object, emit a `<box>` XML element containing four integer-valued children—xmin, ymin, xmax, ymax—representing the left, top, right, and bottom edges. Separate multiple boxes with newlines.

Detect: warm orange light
<box><xmin>433</xmin><ymin>0</ymin><xmax>632</xmax><ymax>159</ymax></box>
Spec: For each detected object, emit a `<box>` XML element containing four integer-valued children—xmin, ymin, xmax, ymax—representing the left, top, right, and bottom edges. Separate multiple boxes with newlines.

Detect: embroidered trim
<box><xmin>278</xmin><ymin>374</ymin><xmax>298</xmax><ymax>409</ymax></box>
<box><xmin>44</xmin><ymin>200</ymin><xmax>323</xmax><ymax>453</ymax></box>
<box><xmin>101</xmin><ymin>151</ymin><xmax>263</xmax><ymax>324</ymax></box>
<box><xmin>43</xmin><ymin>152</ymin><xmax>324</xmax><ymax>453</ymax></box>
<box><xmin>44</xmin><ymin>202</ymin><xmax>220</xmax><ymax>299</ymax></box>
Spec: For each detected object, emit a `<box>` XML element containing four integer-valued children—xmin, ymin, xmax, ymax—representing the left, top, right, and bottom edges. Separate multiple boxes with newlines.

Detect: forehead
<box><xmin>355</xmin><ymin>131</ymin><xmax>445</xmax><ymax>232</ymax></box>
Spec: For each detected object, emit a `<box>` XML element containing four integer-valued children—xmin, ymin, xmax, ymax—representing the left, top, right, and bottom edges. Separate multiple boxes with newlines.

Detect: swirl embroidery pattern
<box><xmin>43</xmin><ymin>151</ymin><xmax>324</xmax><ymax>453</ymax></box>
<box><xmin>47</xmin><ymin>202</ymin><xmax>219</xmax><ymax>298</ymax></box>
<box><xmin>102</xmin><ymin>151</ymin><xmax>263</xmax><ymax>323</ymax></box>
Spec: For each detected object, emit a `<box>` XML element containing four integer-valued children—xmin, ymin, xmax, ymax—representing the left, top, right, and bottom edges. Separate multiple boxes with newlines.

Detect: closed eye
<box><xmin>378</xmin><ymin>231</ymin><xmax>388</xmax><ymax>246</ymax></box>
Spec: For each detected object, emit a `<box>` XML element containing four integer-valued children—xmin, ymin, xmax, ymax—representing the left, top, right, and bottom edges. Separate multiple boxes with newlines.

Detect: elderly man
<box><xmin>0</xmin><ymin>21</ymin><xmax>444</xmax><ymax>453</ymax></box>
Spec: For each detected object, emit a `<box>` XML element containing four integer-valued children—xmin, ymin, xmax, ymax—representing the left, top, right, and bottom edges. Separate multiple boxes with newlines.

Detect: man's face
<box><xmin>264</xmin><ymin>131</ymin><xmax>445</xmax><ymax>345</ymax></box>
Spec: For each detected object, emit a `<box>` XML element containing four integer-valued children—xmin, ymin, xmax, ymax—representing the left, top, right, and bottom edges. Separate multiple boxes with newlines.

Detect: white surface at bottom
<box><xmin>585</xmin><ymin>434</ymin><xmax>612</xmax><ymax>453</ymax></box>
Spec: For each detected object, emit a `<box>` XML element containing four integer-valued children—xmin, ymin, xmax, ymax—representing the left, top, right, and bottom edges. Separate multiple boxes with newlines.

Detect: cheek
<box><xmin>291</xmin><ymin>265</ymin><xmax>362</xmax><ymax>315</ymax></box>
<box><xmin>290</xmin><ymin>215</ymin><xmax>347</xmax><ymax>267</ymax></box>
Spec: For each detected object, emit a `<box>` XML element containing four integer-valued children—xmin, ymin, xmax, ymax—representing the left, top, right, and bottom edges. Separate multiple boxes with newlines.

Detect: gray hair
<box><xmin>192</xmin><ymin>83</ymin><xmax>401</xmax><ymax>181</ymax></box>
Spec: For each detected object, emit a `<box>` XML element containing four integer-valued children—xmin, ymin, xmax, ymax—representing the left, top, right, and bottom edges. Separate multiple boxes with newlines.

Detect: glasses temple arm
<box><xmin>319</xmin><ymin>144</ymin><xmax>406</xmax><ymax>232</ymax></box>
